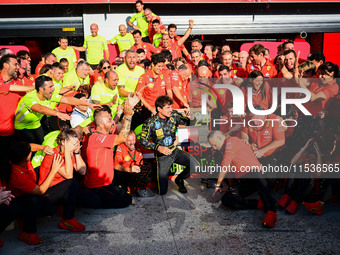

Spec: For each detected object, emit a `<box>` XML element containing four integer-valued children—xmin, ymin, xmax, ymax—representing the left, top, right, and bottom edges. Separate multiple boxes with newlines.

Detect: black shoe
<box><xmin>175</xmin><ymin>178</ymin><xmax>187</xmax><ymax>193</ymax></box>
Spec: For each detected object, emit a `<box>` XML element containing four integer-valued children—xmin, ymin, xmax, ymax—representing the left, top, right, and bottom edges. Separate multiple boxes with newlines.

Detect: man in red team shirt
<box><xmin>247</xmin><ymin>44</ymin><xmax>278</xmax><ymax>78</ymax></box>
<box><xmin>16</xmin><ymin>58</ymin><xmax>34</xmax><ymax>87</ymax></box>
<box><xmin>35</xmin><ymin>53</ymin><xmax>57</xmax><ymax>76</ymax></box>
<box><xmin>167</xmin><ymin>23</ymin><xmax>189</xmax><ymax>57</ymax></box>
<box><xmin>238</xmin><ymin>51</ymin><xmax>249</xmax><ymax>70</ymax></box>
<box><xmin>114</xmin><ymin>131</ymin><xmax>153</xmax><ymax>196</ymax></box>
<box><xmin>0</xmin><ymin>55</ymin><xmax>34</xmax><ymax>93</ymax></box>
<box><xmin>208</xmin><ymin>130</ymin><xmax>277</xmax><ymax>228</ymax></box>
<box><xmin>175</xmin><ymin>64</ymin><xmax>191</xmax><ymax>109</ymax></box>
<box><xmin>216</xmin><ymin>51</ymin><xmax>247</xmax><ymax>79</ymax></box>
<box><xmin>84</xmin><ymin>101</ymin><xmax>135</xmax><ymax>208</ymax></box>
<box><xmin>191</xmin><ymin>66</ymin><xmax>216</xmax><ymax>109</ymax></box>
<box><xmin>131</xmin><ymin>30</ymin><xmax>158</xmax><ymax>60</ymax></box>
<box><xmin>240</xmin><ymin>105</ymin><xmax>285</xmax><ymax>166</ymax></box>
<box><xmin>157</xmin><ymin>19</ymin><xmax>194</xmax><ymax>60</ymax></box>
<box><xmin>0</xmin><ymin>55</ymin><xmax>35</xmax><ymax>170</ymax></box>
<box><xmin>161</xmin><ymin>50</ymin><xmax>189</xmax><ymax>109</ymax></box>
<box><xmin>188</xmin><ymin>49</ymin><xmax>203</xmax><ymax>75</ymax></box>
<box><xmin>136</xmin><ymin>53</ymin><xmax>172</xmax><ymax>118</ymax></box>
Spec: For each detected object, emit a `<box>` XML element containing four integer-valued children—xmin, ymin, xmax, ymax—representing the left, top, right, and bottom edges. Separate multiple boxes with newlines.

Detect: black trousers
<box><xmin>286</xmin><ymin>178</ymin><xmax>314</xmax><ymax>203</ymax></box>
<box><xmin>0</xmin><ymin>199</ymin><xmax>22</xmax><ymax>234</ymax></box>
<box><xmin>90</xmin><ymin>183</ymin><xmax>132</xmax><ymax>209</ymax></box>
<box><xmin>156</xmin><ymin>148</ymin><xmax>200</xmax><ymax>195</ymax></box>
<box><xmin>16</xmin><ymin>126</ymin><xmax>45</xmax><ymax>145</ymax></box>
<box><xmin>0</xmin><ymin>194</ymin><xmax>56</xmax><ymax>234</ymax></box>
<box><xmin>221</xmin><ymin>177</ymin><xmax>276</xmax><ymax>212</ymax></box>
<box><xmin>44</xmin><ymin>179</ymin><xmax>79</xmax><ymax>220</ymax></box>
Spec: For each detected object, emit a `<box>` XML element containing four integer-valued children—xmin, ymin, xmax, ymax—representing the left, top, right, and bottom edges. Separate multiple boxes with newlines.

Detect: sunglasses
<box><xmin>102</xmin><ymin>66</ymin><xmax>111</xmax><ymax>70</ymax></box>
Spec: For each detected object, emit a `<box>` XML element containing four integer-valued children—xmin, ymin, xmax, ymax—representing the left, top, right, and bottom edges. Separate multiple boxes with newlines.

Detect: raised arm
<box><xmin>113</xmin><ymin>99</ymin><xmax>134</xmax><ymax>146</ymax></box>
<box><xmin>178</xmin><ymin>20</ymin><xmax>194</xmax><ymax>47</ymax></box>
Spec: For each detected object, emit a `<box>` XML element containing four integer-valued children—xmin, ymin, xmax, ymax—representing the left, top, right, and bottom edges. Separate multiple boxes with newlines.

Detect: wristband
<box><xmin>74</xmin><ymin>152</ymin><xmax>80</xmax><ymax>155</ymax></box>
<box><xmin>189</xmin><ymin>27</ymin><xmax>193</xmax><ymax>29</ymax></box>
<box><xmin>124</xmin><ymin>116</ymin><xmax>132</xmax><ymax>121</ymax></box>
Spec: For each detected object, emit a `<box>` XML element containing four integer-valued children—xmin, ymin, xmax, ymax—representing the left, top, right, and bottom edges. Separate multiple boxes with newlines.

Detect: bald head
<box><xmin>197</xmin><ymin>66</ymin><xmax>209</xmax><ymax>78</ymax></box>
<box><xmin>207</xmin><ymin>130</ymin><xmax>226</xmax><ymax>150</ymax></box>
<box><xmin>119</xmin><ymin>24</ymin><xmax>127</xmax><ymax>36</ymax></box>
<box><xmin>90</xmin><ymin>23</ymin><xmax>99</xmax><ymax>37</ymax></box>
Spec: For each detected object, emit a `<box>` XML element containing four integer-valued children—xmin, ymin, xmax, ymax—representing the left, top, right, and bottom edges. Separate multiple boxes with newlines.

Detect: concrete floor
<box><xmin>1</xmin><ymin>178</ymin><xmax>340</xmax><ymax>255</ymax></box>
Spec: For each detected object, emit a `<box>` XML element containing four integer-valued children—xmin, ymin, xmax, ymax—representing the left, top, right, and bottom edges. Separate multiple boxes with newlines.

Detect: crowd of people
<box><xmin>0</xmin><ymin>0</ymin><xmax>339</xmax><ymax>247</ymax></box>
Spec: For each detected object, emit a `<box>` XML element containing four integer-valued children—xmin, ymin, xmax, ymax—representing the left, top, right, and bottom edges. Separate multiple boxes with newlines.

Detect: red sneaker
<box><xmin>285</xmin><ymin>200</ymin><xmax>299</xmax><ymax>214</ymax></box>
<box><xmin>19</xmin><ymin>232</ymin><xmax>42</xmax><ymax>245</ymax></box>
<box><xmin>257</xmin><ymin>199</ymin><xmax>264</xmax><ymax>210</ymax></box>
<box><xmin>277</xmin><ymin>194</ymin><xmax>290</xmax><ymax>208</ymax></box>
<box><xmin>0</xmin><ymin>240</ymin><xmax>4</xmax><ymax>247</ymax></box>
<box><xmin>262</xmin><ymin>210</ymin><xmax>277</xmax><ymax>228</ymax></box>
<box><xmin>303</xmin><ymin>201</ymin><xmax>323</xmax><ymax>215</ymax></box>
<box><xmin>59</xmin><ymin>218</ymin><xmax>85</xmax><ymax>232</ymax></box>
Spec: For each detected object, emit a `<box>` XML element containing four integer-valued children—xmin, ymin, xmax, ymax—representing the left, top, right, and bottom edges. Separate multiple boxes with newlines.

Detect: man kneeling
<box><xmin>83</xmin><ymin>101</ymin><xmax>134</xmax><ymax>208</ymax></box>
<box><xmin>208</xmin><ymin>130</ymin><xmax>277</xmax><ymax>228</ymax></box>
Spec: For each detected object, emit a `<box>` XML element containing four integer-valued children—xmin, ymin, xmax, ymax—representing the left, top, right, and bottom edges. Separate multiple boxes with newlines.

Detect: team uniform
<box><xmin>62</xmin><ymin>69</ymin><xmax>90</xmax><ymax>90</ymax></box>
<box><xmin>157</xmin><ymin>40</ymin><xmax>182</xmax><ymax>60</ymax></box>
<box><xmin>83</xmin><ymin>35</ymin><xmax>108</xmax><ymax>67</ymax></box>
<box><xmin>91</xmin><ymin>81</ymin><xmax>119</xmax><ymax>117</ymax></box>
<box><xmin>140</xmin><ymin>110</ymin><xmax>199</xmax><ymax>195</ymax></box>
<box><xmin>130</xmin><ymin>42</ymin><xmax>157</xmax><ymax>60</ymax></box>
<box><xmin>109</xmin><ymin>33</ymin><xmax>135</xmax><ymax>52</ymax></box>
<box><xmin>218</xmin><ymin>136</ymin><xmax>276</xmax><ymax>213</ymax></box>
<box><xmin>136</xmin><ymin>69</ymin><xmax>171</xmax><ymax>110</ymax></box>
<box><xmin>242</xmin><ymin>114</ymin><xmax>285</xmax><ymax>158</ymax></box>
<box><xmin>246</xmin><ymin>60</ymin><xmax>278</xmax><ymax>78</ymax></box>
<box><xmin>14</xmin><ymin>91</ymin><xmax>62</xmax><ymax>144</ymax></box>
<box><xmin>148</xmin><ymin>16</ymin><xmax>165</xmax><ymax>43</ymax></box>
<box><xmin>6</xmin><ymin>163</ymin><xmax>56</xmax><ymax>234</ymax></box>
<box><xmin>152</xmin><ymin>33</ymin><xmax>162</xmax><ymax>48</ymax></box>
<box><xmin>31</xmin><ymin>130</ymin><xmax>60</xmax><ymax>169</ymax></box>
<box><xmin>129</xmin><ymin>12</ymin><xmax>150</xmax><ymax>38</ymax></box>
<box><xmin>39</xmin><ymin>146</ymin><xmax>80</xmax><ymax>221</ymax></box>
<box><xmin>116</xmin><ymin>62</ymin><xmax>145</xmax><ymax>104</ymax></box>
<box><xmin>113</xmin><ymin>143</ymin><xmax>150</xmax><ymax>191</ymax></box>
<box><xmin>304</xmin><ymin>79</ymin><xmax>339</xmax><ymax>117</ymax></box>
<box><xmin>84</xmin><ymin>131</ymin><xmax>132</xmax><ymax>208</ymax></box>
<box><xmin>51</xmin><ymin>47</ymin><xmax>77</xmax><ymax>71</ymax></box>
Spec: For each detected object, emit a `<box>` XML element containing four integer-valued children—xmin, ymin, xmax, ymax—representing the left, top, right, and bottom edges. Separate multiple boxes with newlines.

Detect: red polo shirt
<box><xmin>215</xmin><ymin>64</ymin><xmax>247</xmax><ymax>79</ymax></box>
<box><xmin>85</xmin><ymin>132</ymin><xmax>117</xmax><ymax>189</ymax></box>
<box><xmin>35</xmin><ymin>61</ymin><xmax>44</xmax><ymax>76</ymax></box>
<box><xmin>304</xmin><ymin>79</ymin><xmax>339</xmax><ymax>117</ymax></box>
<box><xmin>242</xmin><ymin>114</ymin><xmax>285</xmax><ymax>156</ymax></box>
<box><xmin>39</xmin><ymin>146</ymin><xmax>76</xmax><ymax>187</ymax></box>
<box><xmin>7</xmin><ymin>163</ymin><xmax>37</xmax><ymax>197</ymax></box>
<box><xmin>131</xmin><ymin>42</ymin><xmax>158</xmax><ymax>60</ymax></box>
<box><xmin>114</xmin><ymin>143</ymin><xmax>143</xmax><ymax>169</ymax></box>
<box><xmin>221</xmin><ymin>136</ymin><xmax>262</xmax><ymax>179</ymax></box>
<box><xmin>136</xmin><ymin>69</ymin><xmax>171</xmax><ymax>109</ymax></box>
<box><xmin>246</xmin><ymin>60</ymin><xmax>278</xmax><ymax>78</ymax></box>
<box><xmin>0</xmin><ymin>76</ymin><xmax>20</xmax><ymax>136</ymax></box>
<box><xmin>157</xmin><ymin>41</ymin><xmax>183</xmax><ymax>60</ymax></box>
